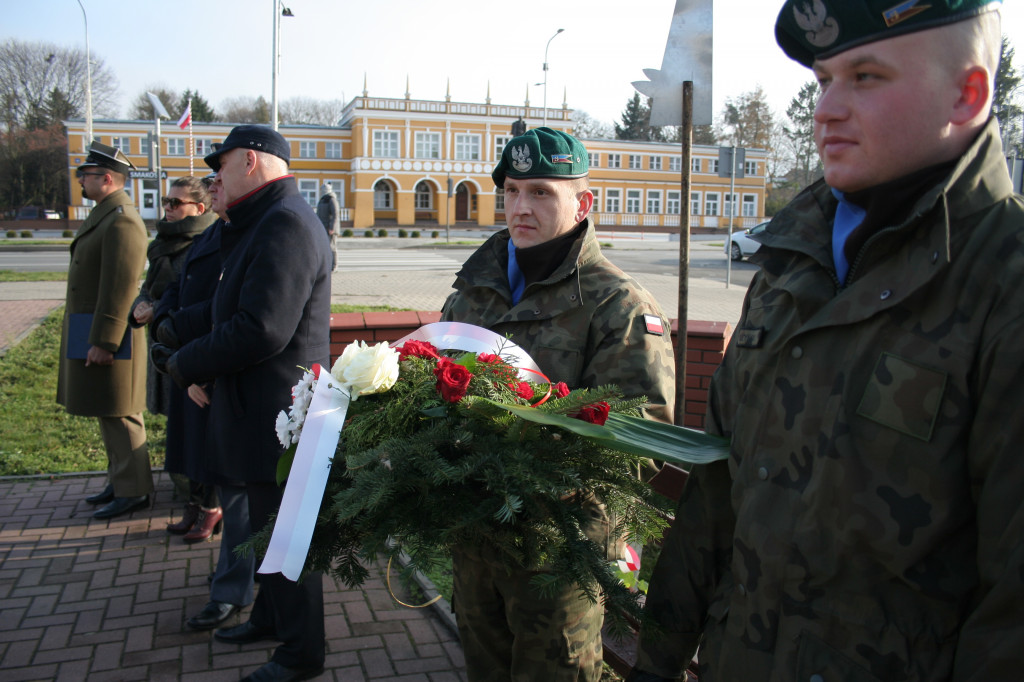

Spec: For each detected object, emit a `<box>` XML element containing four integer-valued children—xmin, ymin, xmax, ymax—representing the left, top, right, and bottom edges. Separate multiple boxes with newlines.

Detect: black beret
<box><xmin>204</xmin><ymin>125</ymin><xmax>291</xmax><ymax>171</ymax></box>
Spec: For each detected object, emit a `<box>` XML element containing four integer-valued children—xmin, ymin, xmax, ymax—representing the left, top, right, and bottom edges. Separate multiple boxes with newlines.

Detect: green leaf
<box><xmin>477</xmin><ymin>398</ymin><xmax>729</xmax><ymax>467</ymax></box>
<box><xmin>276</xmin><ymin>443</ymin><xmax>297</xmax><ymax>486</ymax></box>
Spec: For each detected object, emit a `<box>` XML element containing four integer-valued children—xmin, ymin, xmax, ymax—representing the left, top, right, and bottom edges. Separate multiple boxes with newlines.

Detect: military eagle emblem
<box><xmin>510</xmin><ymin>145</ymin><xmax>532</xmax><ymax>172</ymax></box>
<box><xmin>794</xmin><ymin>0</ymin><xmax>839</xmax><ymax>48</ymax></box>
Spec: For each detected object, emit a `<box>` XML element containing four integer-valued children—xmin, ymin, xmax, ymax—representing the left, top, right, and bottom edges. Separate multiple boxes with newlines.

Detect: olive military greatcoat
<box><xmin>57</xmin><ymin>189</ymin><xmax>148</xmax><ymax>417</ymax></box>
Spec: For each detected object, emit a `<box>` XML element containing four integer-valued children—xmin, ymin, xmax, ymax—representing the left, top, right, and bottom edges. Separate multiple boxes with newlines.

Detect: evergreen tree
<box><xmin>717</xmin><ymin>85</ymin><xmax>776</xmax><ymax>150</ymax></box>
<box><xmin>783</xmin><ymin>81</ymin><xmax>822</xmax><ymax>189</ymax></box>
<box><xmin>128</xmin><ymin>86</ymin><xmax>178</xmax><ymax>120</ymax></box>
<box><xmin>993</xmin><ymin>36</ymin><xmax>1022</xmax><ymax>157</ymax></box>
<box><xmin>178</xmin><ymin>89</ymin><xmax>216</xmax><ymax>122</ymax></box>
<box><xmin>615</xmin><ymin>93</ymin><xmax>649</xmax><ymax>140</ymax></box>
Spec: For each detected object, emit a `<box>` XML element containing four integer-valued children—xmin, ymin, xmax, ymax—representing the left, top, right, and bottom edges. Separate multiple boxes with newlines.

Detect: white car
<box><xmin>726</xmin><ymin>221</ymin><xmax>769</xmax><ymax>261</ymax></box>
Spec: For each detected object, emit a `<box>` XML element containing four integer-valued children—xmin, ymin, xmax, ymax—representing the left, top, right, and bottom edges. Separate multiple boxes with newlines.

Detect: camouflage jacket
<box><xmin>637</xmin><ymin>118</ymin><xmax>1024</xmax><ymax>681</ymax></box>
<box><xmin>442</xmin><ymin>219</ymin><xmax>675</xmax><ymax>422</ymax></box>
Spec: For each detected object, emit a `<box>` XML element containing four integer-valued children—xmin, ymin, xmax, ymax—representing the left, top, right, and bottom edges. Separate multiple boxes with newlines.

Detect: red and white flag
<box><xmin>176</xmin><ymin>100</ymin><xmax>192</xmax><ymax>130</ymax></box>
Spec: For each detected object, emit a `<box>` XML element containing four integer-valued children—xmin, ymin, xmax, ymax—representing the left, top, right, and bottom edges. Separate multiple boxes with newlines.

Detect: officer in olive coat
<box><xmin>58</xmin><ymin>141</ymin><xmax>153</xmax><ymax>519</ymax></box>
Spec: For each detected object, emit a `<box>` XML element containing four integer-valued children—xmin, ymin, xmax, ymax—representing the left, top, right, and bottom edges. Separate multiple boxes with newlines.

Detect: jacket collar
<box><xmin>225</xmin><ymin>175</ymin><xmax>296</xmax><ymax>228</ymax></box>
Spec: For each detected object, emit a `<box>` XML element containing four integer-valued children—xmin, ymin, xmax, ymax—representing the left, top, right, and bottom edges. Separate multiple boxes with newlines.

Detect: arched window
<box><xmin>415</xmin><ymin>181</ymin><xmax>433</xmax><ymax>210</ymax></box>
<box><xmin>374</xmin><ymin>180</ymin><xmax>392</xmax><ymax>209</ymax></box>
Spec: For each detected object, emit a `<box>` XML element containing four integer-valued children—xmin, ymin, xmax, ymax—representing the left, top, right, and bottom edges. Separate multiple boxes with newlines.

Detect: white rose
<box><xmin>330</xmin><ymin>341</ymin><xmax>400</xmax><ymax>400</ymax></box>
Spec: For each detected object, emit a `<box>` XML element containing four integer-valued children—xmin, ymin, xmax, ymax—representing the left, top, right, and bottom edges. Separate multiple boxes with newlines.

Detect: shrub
<box><xmin>20</xmin><ymin>230</ymin><xmax>32</xmax><ymax>238</ymax></box>
<box><xmin>5</xmin><ymin>230</ymin><xmax>16</xmax><ymax>238</ymax></box>
<box><xmin>364</xmin><ymin>230</ymin><xmax>374</xmax><ymax>238</ymax></box>
<box><xmin>431</xmin><ymin>231</ymin><xmax>439</xmax><ymax>238</ymax></box>
<box><xmin>63</xmin><ymin>230</ymin><xmax>75</xmax><ymax>238</ymax></box>
<box><xmin>398</xmin><ymin>229</ymin><xmax>408</xmax><ymax>238</ymax></box>
<box><xmin>411</xmin><ymin>231</ymin><xmax>420</xmax><ymax>238</ymax></box>
<box><xmin>342</xmin><ymin>228</ymin><xmax>353</xmax><ymax>237</ymax></box>
<box><xmin>377</xmin><ymin>228</ymin><xmax>387</xmax><ymax>238</ymax></box>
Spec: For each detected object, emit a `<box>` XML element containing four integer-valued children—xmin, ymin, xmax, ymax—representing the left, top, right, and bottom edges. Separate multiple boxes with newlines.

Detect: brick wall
<box><xmin>330</xmin><ymin>313</ymin><xmax>732</xmax><ymax>429</ymax></box>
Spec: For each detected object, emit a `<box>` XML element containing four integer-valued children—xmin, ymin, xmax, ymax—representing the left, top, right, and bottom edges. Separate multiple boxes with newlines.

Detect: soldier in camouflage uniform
<box><xmin>442</xmin><ymin>127</ymin><xmax>676</xmax><ymax>681</ymax></box>
<box><xmin>629</xmin><ymin>2</ymin><xmax>1024</xmax><ymax>681</ymax></box>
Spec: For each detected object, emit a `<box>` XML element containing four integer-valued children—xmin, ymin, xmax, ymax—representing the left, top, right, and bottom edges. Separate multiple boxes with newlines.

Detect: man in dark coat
<box><xmin>155</xmin><ymin>125</ymin><xmax>331</xmax><ymax>682</ymax></box>
<box><xmin>58</xmin><ymin>141</ymin><xmax>153</xmax><ymax>519</ymax></box>
<box><xmin>315</xmin><ymin>182</ymin><xmax>339</xmax><ymax>271</ymax></box>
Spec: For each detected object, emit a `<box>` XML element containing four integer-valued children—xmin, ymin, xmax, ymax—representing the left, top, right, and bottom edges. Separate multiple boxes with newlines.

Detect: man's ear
<box><xmin>244</xmin><ymin>149</ymin><xmax>259</xmax><ymax>175</ymax></box>
<box><xmin>951</xmin><ymin>66</ymin><xmax>990</xmax><ymax>125</ymax></box>
<box><xmin>576</xmin><ymin>190</ymin><xmax>594</xmax><ymax>223</ymax></box>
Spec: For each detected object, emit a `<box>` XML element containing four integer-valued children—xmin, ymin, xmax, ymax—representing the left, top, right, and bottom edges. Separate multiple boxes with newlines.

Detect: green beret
<box><xmin>492</xmin><ymin>127</ymin><xmax>588</xmax><ymax>189</ymax></box>
<box><xmin>776</xmin><ymin>0</ymin><xmax>1001</xmax><ymax>67</ymax></box>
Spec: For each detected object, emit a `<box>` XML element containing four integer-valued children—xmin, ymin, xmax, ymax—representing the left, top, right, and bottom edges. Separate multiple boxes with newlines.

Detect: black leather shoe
<box><xmin>240</xmin><ymin>661</ymin><xmax>324</xmax><ymax>681</ymax></box>
<box><xmin>214</xmin><ymin>620</ymin><xmax>278</xmax><ymax>645</ymax></box>
<box><xmin>93</xmin><ymin>495</ymin><xmax>149</xmax><ymax>519</ymax></box>
<box><xmin>85</xmin><ymin>484</ymin><xmax>114</xmax><ymax>505</ymax></box>
<box><xmin>187</xmin><ymin>601</ymin><xmax>240</xmax><ymax>630</ymax></box>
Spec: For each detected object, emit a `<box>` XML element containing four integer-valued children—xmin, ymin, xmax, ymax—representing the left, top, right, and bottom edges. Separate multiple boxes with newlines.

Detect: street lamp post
<box><xmin>542</xmin><ymin>28</ymin><xmax>564</xmax><ymax>128</ymax></box>
<box><xmin>76</xmin><ymin>0</ymin><xmax>92</xmax><ymax>147</ymax></box>
<box><xmin>272</xmin><ymin>1</ymin><xmax>295</xmax><ymax>131</ymax></box>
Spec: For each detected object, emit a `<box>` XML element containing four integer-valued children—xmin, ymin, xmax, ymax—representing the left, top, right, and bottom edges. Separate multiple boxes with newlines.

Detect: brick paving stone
<box><xmin>32</xmin><ymin>643</ymin><xmax>93</xmax><ymax>664</ymax></box>
<box><xmin>361</xmin><ymin>646</ymin><xmax>397</xmax><ymax>678</ymax></box>
<box><xmin>89</xmin><ymin>640</ymin><xmax>125</xmax><ymax>671</ymax></box>
<box><xmin>37</xmin><ymin>622</ymin><xmax>73</xmax><ymax>650</ymax></box>
<box><xmin>0</xmin><ymin>663</ymin><xmax>58</xmax><ymax>682</ymax></box>
<box><xmin>54</xmin><ymin>657</ymin><xmax>91</xmax><ymax>681</ymax></box>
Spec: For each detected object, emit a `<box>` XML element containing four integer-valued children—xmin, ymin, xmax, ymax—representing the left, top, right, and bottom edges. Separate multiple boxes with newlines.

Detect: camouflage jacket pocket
<box><xmin>856</xmin><ymin>353</ymin><xmax>947</xmax><ymax>442</ymax></box>
<box><xmin>534</xmin><ymin>344</ymin><xmax>583</xmax><ymax>386</ymax></box>
<box><xmin>796</xmin><ymin>630</ymin><xmax>883</xmax><ymax>682</ymax></box>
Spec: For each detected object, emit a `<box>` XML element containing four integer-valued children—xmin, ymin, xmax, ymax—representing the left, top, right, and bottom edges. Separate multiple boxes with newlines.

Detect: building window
<box><xmin>455</xmin><ymin>134</ymin><xmax>481</xmax><ymax>160</ymax></box>
<box><xmin>709</xmin><ymin>159</ymin><xmax>719</xmax><ymax>174</ymax></box>
<box><xmin>415</xmin><ymin>181</ymin><xmax>433</xmax><ymax>209</ymax></box>
<box><xmin>691</xmin><ymin>192</ymin><xmax>701</xmax><ymax>215</ymax></box>
<box><xmin>705</xmin><ymin>192</ymin><xmax>720</xmax><ymax>216</ymax></box>
<box><xmin>327</xmin><ymin>180</ymin><xmax>344</xmax><ymax>206</ymax></box>
<box><xmin>373</xmin><ymin>131</ymin><xmax>399</xmax><ymax>157</ymax></box>
<box><xmin>628</xmin><ymin>155</ymin><xmax>641</xmax><ymax>169</ymax></box>
<box><xmin>669</xmin><ymin>156</ymin><xmax>681</xmax><ymax>172</ymax></box>
<box><xmin>112</xmin><ymin>137</ymin><xmax>130</xmax><ymax>154</ymax></box>
<box><xmin>667</xmin><ymin>191</ymin><xmax>681</xmax><ymax>214</ymax></box>
<box><xmin>325</xmin><ymin>141</ymin><xmax>342</xmax><ymax>159</ymax></box>
<box><xmin>744</xmin><ymin>160</ymin><xmax>758</xmax><ymax>176</ymax></box>
<box><xmin>606</xmin><ymin>189</ymin><xmax>621</xmax><ymax>213</ymax></box>
<box><xmin>649</xmin><ymin>156</ymin><xmax>662</xmax><ymax>171</ymax></box>
<box><xmin>691</xmin><ymin>158</ymin><xmax>701</xmax><ymax>173</ymax></box>
<box><xmin>494</xmin><ymin>135</ymin><xmax>512</xmax><ymax>160</ymax></box>
<box><xmin>742</xmin><ymin>194</ymin><xmax>757</xmax><ymax>217</ymax></box>
<box><xmin>299</xmin><ymin>179</ymin><xmax>318</xmax><ymax>208</ymax></box>
<box><xmin>608</xmin><ymin>154</ymin><xmax>621</xmax><ymax>169</ymax></box>
<box><xmin>590</xmin><ymin>188</ymin><xmax>601</xmax><ymax>214</ymax></box>
<box><xmin>167</xmin><ymin>138</ymin><xmax>185</xmax><ymax>156</ymax></box>
<box><xmin>141</xmin><ymin>136</ymin><xmax>151</xmax><ymax>158</ymax></box>
<box><xmin>299</xmin><ymin>141</ymin><xmax>316</xmax><ymax>158</ymax></box>
<box><xmin>647</xmin><ymin>190</ymin><xmax>662</xmax><ymax>214</ymax></box>
<box><xmin>374</xmin><ymin>180</ymin><xmax>393</xmax><ymax>209</ymax></box>
<box><xmin>588</xmin><ymin>153</ymin><xmax>600</xmax><ymax>168</ymax></box>
<box><xmin>626</xmin><ymin>189</ymin><xmax>641</xmax><ymax>214</ymax></box>
<box><xmin>416</xmin><ymin>132</ymin><xmax>441</xmax><ymax>159</ymax></box>
<box><xmin>194</xmin><ymin>139</ymin><xmax>211</xmax><ymax>156</ymax></box>
<box><xmin>495</xmin><ymin>188</ymin><xmax>505</xmax><ymax>211</ymax></box>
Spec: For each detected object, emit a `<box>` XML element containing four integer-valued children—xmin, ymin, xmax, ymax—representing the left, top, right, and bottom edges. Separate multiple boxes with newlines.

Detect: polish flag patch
<box><xmin>616</xmin><ymin>544</ymin><xmax>641</xmax><ymax>573</ymax></box>
<box><xmin>644</xmin><ymin>314</ymin><xmax>664</xmax><ymax>336</ymax></box>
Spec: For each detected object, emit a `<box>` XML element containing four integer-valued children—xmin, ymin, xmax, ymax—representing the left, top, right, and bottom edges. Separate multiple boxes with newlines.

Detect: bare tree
<box><xmin>219</xmin><ymin>95</ymin><xmax>272</xmax><ymax>124</ymax></box>
<box><xmin>0</xmin><ymin>38</ymin><xmax>118</xmax><ymax>131</ymax></box>
<box><xmin>279</xmin><ymin>96</ymin><xmax>346</xmax><ymax>126</ymax></box>
<box><xmin>716</xmin><ymin>85</ymin><xmax>776</xmax><ymax>150</ymax></box>
<box><xmin>572</xmin><ymin>109</ymin><xmax>614</xmax><ymax>140</ymax></box>
<box><xmin>127</xmin><ymin>85</ymin><xmax>179</xmax><ymax>120</ymax></box>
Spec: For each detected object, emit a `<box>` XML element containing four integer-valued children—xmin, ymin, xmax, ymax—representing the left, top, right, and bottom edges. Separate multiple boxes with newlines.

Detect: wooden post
<box><xmin>674</xmin><ymin>81</ymin><xmax>693</xmax><ymax>428</ymax></box>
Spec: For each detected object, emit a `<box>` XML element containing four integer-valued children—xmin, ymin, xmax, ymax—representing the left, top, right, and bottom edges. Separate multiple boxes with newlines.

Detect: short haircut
<box><xmin>171</xmin><ymin>175</ymin><xmax>212</xmax><ymax>208</ymax></box>
<box><xmin>938</xmin><ymin>11</ymin><xmax>1001</xmax><ymax>110</ymax></box>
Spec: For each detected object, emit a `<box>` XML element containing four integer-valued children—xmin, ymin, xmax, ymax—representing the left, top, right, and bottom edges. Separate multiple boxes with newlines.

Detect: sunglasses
<box><xmin>161</xmin><ymin>197</ymin><xmax>200</xmax><ymax>209</ymax></box>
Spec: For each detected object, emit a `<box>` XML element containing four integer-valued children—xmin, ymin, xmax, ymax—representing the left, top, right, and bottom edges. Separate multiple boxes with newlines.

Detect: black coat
<box><xmin>154</xmin><ymin>220</ymin><xmax>223</xmax><ymax>482</ymax></box>
<box><xmin>174</xmin><ymin>177</ymin><xmax>332</xmax><ymax>483</ymax></box>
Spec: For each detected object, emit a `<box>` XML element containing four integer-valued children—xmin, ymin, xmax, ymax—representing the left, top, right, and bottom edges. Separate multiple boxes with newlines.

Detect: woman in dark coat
<box><xmin>131</xmin><ymin>176</ymin><xmax>215</xmax><ymax>540</ymax></box>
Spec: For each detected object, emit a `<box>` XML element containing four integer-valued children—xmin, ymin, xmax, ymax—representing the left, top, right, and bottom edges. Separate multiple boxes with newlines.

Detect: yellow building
<box><xmin>64</xmin><ymin>90</ymin><xmax>766</xmax><ymax>231</ymax></box>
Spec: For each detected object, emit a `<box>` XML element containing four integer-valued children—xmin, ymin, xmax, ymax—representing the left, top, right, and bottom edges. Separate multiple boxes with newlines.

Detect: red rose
<box><xmin>434</xmin><ymin>357</ymin><xmax>473</xmax><ymax>403</ymax></box>
<box><xmin>509</xmin><ymin>381</ymin><xmax>534</xmax><ymax>400</ymax></box>
<box><xmin>477</xmin><ymin>353</ymin><xmax>501</xmax><ymax>364</ymax></box>
<box><xmin>575</xmin><ymin>401</ymin><xmax>610</xmax><ymax>425</ymax></box>
<box><xmin>397</xmin><ymin>339</ymin><xmax>440</xmax><ymax>361</ymax></box>
<box><xmin>553</xmin><ymin>382</ymin><xmax>570</xmax><ymax>399</ymax></box>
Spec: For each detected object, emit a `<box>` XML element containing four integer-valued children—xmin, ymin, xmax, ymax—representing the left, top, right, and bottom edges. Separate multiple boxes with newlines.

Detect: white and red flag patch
<box><xmin>644</xmin><ymin>314</ymin><xmax>664</xmax><ymax>335</ymax></box>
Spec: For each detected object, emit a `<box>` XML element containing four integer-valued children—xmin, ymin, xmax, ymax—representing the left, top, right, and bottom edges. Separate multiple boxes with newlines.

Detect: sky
<box><xmin>4</xmin><ymin>0</ymin><xmax>1024</xmax><ymax>128</ymax></box>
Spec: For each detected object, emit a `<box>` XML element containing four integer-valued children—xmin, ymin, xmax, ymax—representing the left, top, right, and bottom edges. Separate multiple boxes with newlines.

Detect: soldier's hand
<box><xmin>154</xmin><ymin>316</ymin><xmax>180</xmax><ymax>348</ymax></box>
<box><xmin>85</xmin><ymin>345</ymin><xmax>114</xmax><ymax>367</ymax></box>
<box><xmin>150</xmin><ymin>343</ymin><xmax>174</xmax><ymax>374</ymax></box>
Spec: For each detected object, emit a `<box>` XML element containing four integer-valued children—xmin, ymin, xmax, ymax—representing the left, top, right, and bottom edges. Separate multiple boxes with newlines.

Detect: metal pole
<box><xmin>726</xmin><ymin>145</ymin><xmax>736</xmax><ymax>288</ymax></box>
<box><xmin>155</xmin><ymin>115</ymin><xmax>162</xmax><ymax>223</ymax></box>
<box><xmin>272</xmin><ymin>0</ymin><xmax>279</xmax><ymax>131</ymax></box>
<box><xmin>674</xmin><ymin>81</ymin><xmax>693</xmax><ymax>428</ymax></box>
<box><xmin>76</xmin><ymin>0</ymin><xmax>92</xmax><ymax>148</ymax></box>
<box><xmin>542</xmin><ymin>29</ymin><xmax>564</xmax><ymax>128</ymax></box>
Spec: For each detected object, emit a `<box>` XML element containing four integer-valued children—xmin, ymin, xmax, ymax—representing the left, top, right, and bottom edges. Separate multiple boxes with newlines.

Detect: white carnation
<box><xmin>330</xmin><ymin>341</ymin><xmax>400</xmax><ymax>401</ymax></box>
